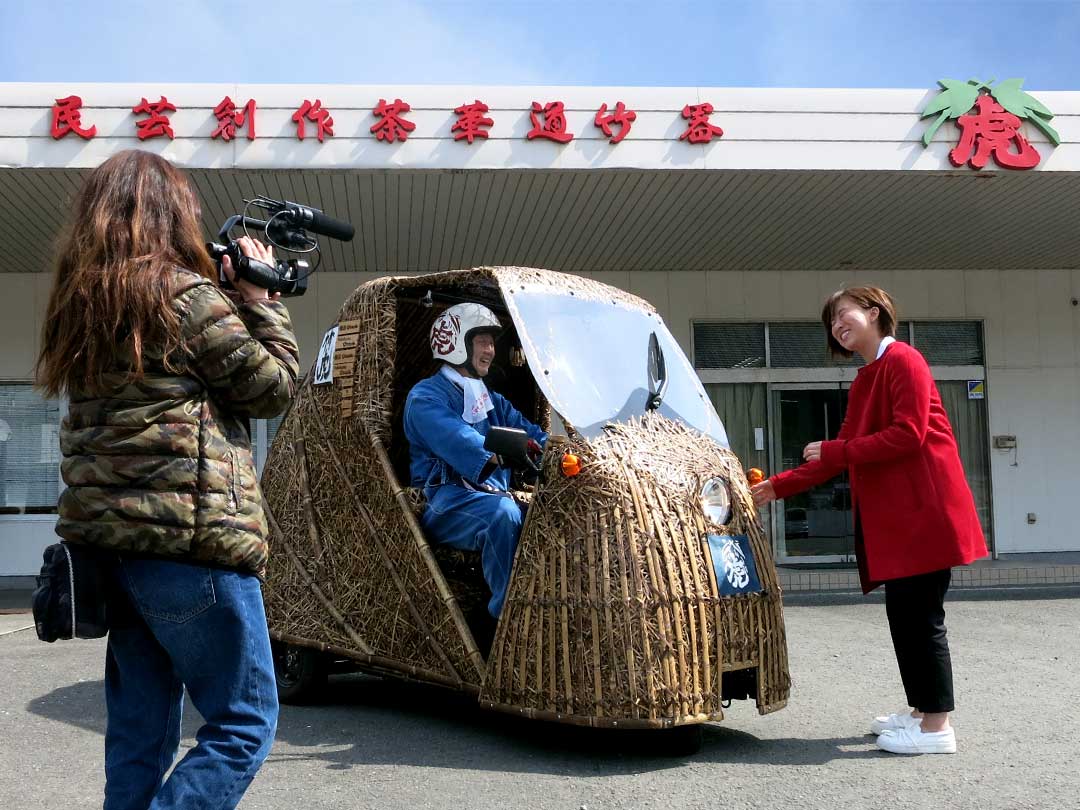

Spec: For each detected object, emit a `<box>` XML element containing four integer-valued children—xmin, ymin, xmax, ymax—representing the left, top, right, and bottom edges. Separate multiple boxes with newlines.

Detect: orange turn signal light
<box><xmin>747</xmin><ymin>467</ymin><xmax>765</xmax><ymax>486</ymax></box>
<box><xmin>561</xmin><ymin>452</ymin><xmax>582</xmax><ymax>477</ymax></box>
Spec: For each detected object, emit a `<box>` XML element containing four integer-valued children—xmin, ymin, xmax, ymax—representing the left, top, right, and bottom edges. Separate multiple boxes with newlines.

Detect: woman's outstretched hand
<box><xmin>751</xmin><ymin>479</ymin><xmax>777</xmax><ymax>507</ymax></box>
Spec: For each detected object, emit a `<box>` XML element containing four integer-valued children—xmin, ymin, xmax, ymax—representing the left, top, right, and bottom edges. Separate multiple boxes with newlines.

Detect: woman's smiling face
<box><xmin>830</xmin><ymin>295</ymin><xmax>881</xmax><ymax>354</ymax></box>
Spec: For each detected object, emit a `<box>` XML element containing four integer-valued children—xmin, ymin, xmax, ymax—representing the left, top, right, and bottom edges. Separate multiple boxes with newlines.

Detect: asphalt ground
<box><xmin>1</xmin><ymin>591</ymin><xmax>1077</xmax><ymax>810</ymax></box>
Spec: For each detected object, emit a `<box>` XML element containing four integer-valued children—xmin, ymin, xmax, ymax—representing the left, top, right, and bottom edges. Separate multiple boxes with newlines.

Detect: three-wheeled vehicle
<box><xmin>260</xmin><ymin>267</ymin><xmax>790</xmax><ymax>748</ymax></box>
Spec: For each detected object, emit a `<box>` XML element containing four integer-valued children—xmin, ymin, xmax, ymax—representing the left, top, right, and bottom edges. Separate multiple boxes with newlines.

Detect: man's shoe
<box><xmin>869</xmin><ymin>710</ymin><xmax>920</xmax><ymax>736</ymax></box>
<box><xmin>877</xmin><ymin>725</ymin><xmax>957</xmax><ymax>755</ymax></box>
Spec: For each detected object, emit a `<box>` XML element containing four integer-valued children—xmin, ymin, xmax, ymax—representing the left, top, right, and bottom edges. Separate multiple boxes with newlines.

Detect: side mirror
<box><xmin>646</xmin><ymin>331</ymin><xmax>668</xmax><ymax>411</ymax></box>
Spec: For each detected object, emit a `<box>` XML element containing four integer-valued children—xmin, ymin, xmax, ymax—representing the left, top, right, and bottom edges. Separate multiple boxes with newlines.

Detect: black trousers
<box><xmin>883</xmin><ymin>568</ymin><xmax>955</xmax><ymax>713</ymax></box>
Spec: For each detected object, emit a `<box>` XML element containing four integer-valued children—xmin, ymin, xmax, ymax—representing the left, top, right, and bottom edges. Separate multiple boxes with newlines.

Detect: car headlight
<box><xmin>700</xmin><ymin>477</ymin><xmax>732</xmax><ymax>525</ymax></box>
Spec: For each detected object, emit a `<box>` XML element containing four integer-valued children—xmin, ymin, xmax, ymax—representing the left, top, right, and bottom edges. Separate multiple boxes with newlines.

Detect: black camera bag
<box><xmin>32</xmin><ymin>542</ymin><xmax>111</xmax><ymax>642</ymax></box>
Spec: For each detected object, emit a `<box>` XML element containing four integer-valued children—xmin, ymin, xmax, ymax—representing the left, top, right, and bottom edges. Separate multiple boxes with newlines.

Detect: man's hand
<box><xmin>803</xmin><ymin>441</ymin><xmax>823</xmax><ymax>462</ymax></box>
<box><xmin>526</xmin><ymin>439</ymin><xmax>543</xmax><ymax>465</ymax></box>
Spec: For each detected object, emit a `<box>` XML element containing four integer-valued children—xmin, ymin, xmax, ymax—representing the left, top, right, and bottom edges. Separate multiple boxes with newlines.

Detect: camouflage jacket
<box><xmin>55</xmin><ymin>268</ymin><xmax>300</xmax><ymax>575</ymax></box>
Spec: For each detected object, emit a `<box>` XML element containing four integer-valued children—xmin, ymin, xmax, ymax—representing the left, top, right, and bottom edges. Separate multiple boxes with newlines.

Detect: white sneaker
<box><xmin>870</xmin><ymin>710</ymin><xmax>920</xmax><ymax>736</ymax></box>
<box><xmin>877</xmin><ymin>725</ymin><xmax>957</xmax><ymax>755</ymax></box>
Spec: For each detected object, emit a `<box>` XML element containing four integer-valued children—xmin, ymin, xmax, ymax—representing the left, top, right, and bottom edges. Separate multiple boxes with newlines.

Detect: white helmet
<box><xmin>429</xmin><ymin>303</ymin><xmax>502</xmax><ymax>365</ymax></box>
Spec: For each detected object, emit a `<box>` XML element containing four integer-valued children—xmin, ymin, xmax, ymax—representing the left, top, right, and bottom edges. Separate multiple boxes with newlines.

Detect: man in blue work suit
<box><xmin>404</xmin><ymin>302</ymin><xmax>548</xmax><ymax>619</ymax></box>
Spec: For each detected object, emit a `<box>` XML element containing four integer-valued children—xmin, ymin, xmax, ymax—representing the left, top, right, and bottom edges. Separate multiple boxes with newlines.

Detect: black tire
<box><xmin>661</xmin><ymin>725</ymin><xmax>704</xmax><ymax>756</ymax></box>
<box><xmin>271</xmin><ymin>640</ymin><xmax>328</xmax><ymax>704</ymax></box>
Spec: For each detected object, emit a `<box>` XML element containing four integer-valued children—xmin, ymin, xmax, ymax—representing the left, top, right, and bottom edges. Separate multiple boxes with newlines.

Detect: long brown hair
<box><xmin>820</xmin><ymin>285</ymin><xmax>898</xmax><ymax>358</ymax></box>
<box><xmin>36</xmin><ymin>150</ymin><xmax>217</xmax><ymax>397</ymax></box>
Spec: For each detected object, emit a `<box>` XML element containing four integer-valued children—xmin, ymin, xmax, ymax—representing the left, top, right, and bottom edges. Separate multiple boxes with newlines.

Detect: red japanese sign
<box><xmin>679</xmin><ymin>103</ymin><xmax>723</xmax><ymax>144</ymax></box>
<box><xmin>211</xmin><ymin>96</ymin><xmax>256</xmax><ymax>141</ymax></box>
<box><xmin>452</xmin><ymin>100</ymin><xmax>493</xmax><ymax>144</ymax></box>
<box><xmin>594</xmin><ymin>101</ymin><xmax>636</xmax><ymax>144</ymax></box>
<box><xmin>527</xmin><ymin>101</ymin><xmax>573</xmax><ymax>143</ymax></box>
<box><xmin>50</xmin><ymin>95</ymin><xmax>96</xmax><ymax>140</ymax></box>
<box><xmin>132</xmin><ymin>96</ymin><xmax>176</xmax><ymax>141</ymax></box>
<box><xmin>39</xmin><ymin>93</ymin><xmax>746</xmax><ymax>151</ymax></box>
<box><xmin>950</xmin><ymin>95</ymin><xmax>1040</xmax><ymax>169</ymax></box>
<box><xmin>293</xmin><ymin>99</ymin><xmax>334</xmax><ymax>142</ymax></box>
<box><xmin>371</xmin><ymin>98</ymin><xmax>415</xmax><ymax>143</ymax></box>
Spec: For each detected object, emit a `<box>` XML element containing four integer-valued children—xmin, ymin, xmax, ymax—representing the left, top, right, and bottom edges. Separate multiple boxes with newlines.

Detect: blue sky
<box><xmin>1</xmin><ymin>0</ymin><xmax>1077</xmax><ymax>89</ymax></box>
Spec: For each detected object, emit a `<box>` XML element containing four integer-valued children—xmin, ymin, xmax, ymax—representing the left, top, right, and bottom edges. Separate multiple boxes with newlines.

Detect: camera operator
<box><xmin>36</xmin><ymin>150</ymin><xmax>300</xmax><ymax>810</ymax></box>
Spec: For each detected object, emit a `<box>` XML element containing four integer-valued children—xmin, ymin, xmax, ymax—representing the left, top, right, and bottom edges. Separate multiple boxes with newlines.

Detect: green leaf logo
<box><xmin>919</xmin><ymin>79</ymin><xmax>981</xmax><ymax>147</ymax></box>
<box><xmin>988</xmin><ymin>78</ymin><xmax>1060</xmax><ymax>146</ymax></box>
<box><xmin>920</xmin><ymin>78</ymin><xmax>1059</xmax><ymax>149</ymax></box>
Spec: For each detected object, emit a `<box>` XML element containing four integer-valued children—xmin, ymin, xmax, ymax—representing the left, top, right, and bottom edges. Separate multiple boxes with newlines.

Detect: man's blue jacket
<box><xmin>404</xmin><ymin>370</ymin><xmax>548</xmax><ymax>497</ymax></box>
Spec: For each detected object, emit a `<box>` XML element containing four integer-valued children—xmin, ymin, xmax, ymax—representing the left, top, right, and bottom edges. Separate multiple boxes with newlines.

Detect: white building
<box><xmin>2</xmin><ymin>81</ymin><xmax>1078</xmax><ymax>580</ymax></box>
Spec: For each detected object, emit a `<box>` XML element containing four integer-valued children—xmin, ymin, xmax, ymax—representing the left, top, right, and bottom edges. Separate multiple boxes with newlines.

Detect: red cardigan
<box><xmin>770</xmin><ymin>341</ymin><xmax>988</xmax><ymax>592</ymax></box>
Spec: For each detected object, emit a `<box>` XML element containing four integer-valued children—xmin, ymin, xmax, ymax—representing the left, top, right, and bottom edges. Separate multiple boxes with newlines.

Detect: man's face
<box><xmin>470</xmin><ymin>332</ymin><xmax>496</xmax><ymax>377</ymax></box>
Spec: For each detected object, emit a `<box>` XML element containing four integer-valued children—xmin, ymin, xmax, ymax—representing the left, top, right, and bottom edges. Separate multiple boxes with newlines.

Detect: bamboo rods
<box><xmin>271</xmin><ymin>631</ymin><xmax>480</xmax><ymax>695</ymax></box>
<box><xmin>611</xmin><ymin>510</ymin><xmax>641</xmax><ymax>717</ymax></box>
<box><xmin>615</xmin><ymin>505</ymin><xmax>658</xmax><ymax>719</ymax></box>
<box><xmin>558</xmin><ymin>538</ymin><xmax>573</xmax><ymax>714</ymax></box>
<box><xmin>294</xmin><ymin>438</ymin><xmax>333</xmax><ymax>598</ymax></box>
<box><xmin>369</xmin><ymin>432</ymin><xmax>485</xmax><ymax>679</ymax></box>
<box><xmin>266</xmin><ymin>507</ymin><xmax>375</xmax><ymax>656</ymax></box>
<box><xmin>640</xmin><ymin>483</ymin><xmax>695</xmax><ymax>718</ymax></box>
<box><xmin>304</xmin><ymin>392</ymin><xmax>465</xmax><ymax>687</ymax></box>
<box><xmin>546</xmin><ymin>549</ymin><xmax>557</xmax><ymax>711</ymax></box>
<box><xmin>584</xmin><ymin>511</ymin><xmax>603</xmax><ymax>717</ymax></box>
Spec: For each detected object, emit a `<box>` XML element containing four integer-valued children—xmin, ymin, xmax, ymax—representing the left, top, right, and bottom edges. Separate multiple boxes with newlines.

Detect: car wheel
<box><xmin>271</xmin><ymin>640</ymin><xmax>328</xmax><ymax>704</ymax></box>
<box><xmin>660</xmin><ymin>724</ymin><xmax>703</xmax><ymax>756</ymax></box>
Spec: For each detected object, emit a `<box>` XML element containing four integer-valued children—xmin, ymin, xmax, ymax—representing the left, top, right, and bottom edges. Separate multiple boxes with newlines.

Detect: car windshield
<box><xmin>501</xmin><ymin>283</ymin><xmax>729</xmax><ymax>447</ymax></box>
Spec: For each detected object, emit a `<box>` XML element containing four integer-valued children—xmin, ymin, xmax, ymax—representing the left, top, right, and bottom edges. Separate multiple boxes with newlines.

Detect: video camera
<box><xmin>206</xmin><ymin>195</ymin><xmax>355</xmax><ymax>298</ymax></box>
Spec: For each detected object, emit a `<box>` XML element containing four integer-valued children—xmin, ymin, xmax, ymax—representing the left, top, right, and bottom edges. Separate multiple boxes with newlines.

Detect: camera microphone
<box><xmin>280</xmin><ymin>202</ymin><xmax>355</xmax><ymax>242</ymax></box>
<box><xmin>208</xmin><ymin>195</ymin><xmax>355</xmax><ymax>298</ymax></box>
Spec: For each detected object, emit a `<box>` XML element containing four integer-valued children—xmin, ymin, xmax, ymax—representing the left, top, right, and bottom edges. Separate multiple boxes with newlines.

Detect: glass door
<box><xmin>937</xmin><ymin>380</ymin><xmax>994</xmax><ymax>550</ymax></box>
<box><xmin>770</xmin><ymin>383</ymin><xmax>854</xmax><ymax>563</ymax></box>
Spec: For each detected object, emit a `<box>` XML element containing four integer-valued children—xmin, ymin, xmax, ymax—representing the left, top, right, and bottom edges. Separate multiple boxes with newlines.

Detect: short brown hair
<box><xmin>820</xmin><ymin>286</ymin><xmax>898</xmax><ymax>358</ymax></box>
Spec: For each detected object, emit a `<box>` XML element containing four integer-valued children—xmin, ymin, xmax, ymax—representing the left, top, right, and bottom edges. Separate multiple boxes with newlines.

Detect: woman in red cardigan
<box><xmin>752</xmin><ymin>286</ymin><xmax>987</xmax><ymax>755</ymax></box>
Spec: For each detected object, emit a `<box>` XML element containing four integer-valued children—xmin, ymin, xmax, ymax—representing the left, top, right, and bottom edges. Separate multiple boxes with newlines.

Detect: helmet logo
<box><xmin>431</xmin><ymin>313</ymin><xmax>460</xmax><ymax>356</ymax></box>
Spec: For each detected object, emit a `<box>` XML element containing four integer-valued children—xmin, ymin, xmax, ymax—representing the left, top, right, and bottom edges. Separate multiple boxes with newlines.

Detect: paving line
<box><xmin>0</xmin><ymin>623</ymin><xmax>34</xmax><ymax>637</ymax></box>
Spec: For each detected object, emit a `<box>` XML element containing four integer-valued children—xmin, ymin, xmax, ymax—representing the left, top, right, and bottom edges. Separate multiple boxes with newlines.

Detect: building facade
<box><xmin>1</xmin><ymin>82</ymin><xmax>1078</xmax><ymax>578</ymax></box>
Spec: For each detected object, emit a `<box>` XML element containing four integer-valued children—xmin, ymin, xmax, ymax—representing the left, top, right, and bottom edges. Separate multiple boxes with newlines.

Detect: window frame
<box><xmin>692</xmin><ymin>318</ymin><xmax>985</xmax><ymax>384</ymax></box>
<box><xmin>0</xmin><ymin>379</ymin><xmax>65</xmax><ymax>521</ymax></box>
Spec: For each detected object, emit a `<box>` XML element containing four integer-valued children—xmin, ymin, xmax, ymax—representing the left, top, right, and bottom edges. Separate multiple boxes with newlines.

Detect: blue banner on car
<box><xmin>707</xmin><ymin>534</ymin><xmax>764</xmax><ymax>596</ymax></box>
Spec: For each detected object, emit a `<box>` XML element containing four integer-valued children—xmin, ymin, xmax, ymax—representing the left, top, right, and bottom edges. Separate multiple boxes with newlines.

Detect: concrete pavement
<box><xmin>1</xmin><ymin>595</ymin><xmax>1077</xmax><ymax>810</ymax></box>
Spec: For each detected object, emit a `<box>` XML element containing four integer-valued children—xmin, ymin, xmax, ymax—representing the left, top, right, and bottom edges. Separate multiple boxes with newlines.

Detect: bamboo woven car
<box><xmin>260</xmin><ymin>267</ymin><xmax>790</xmax><ymax>742</ymax></box>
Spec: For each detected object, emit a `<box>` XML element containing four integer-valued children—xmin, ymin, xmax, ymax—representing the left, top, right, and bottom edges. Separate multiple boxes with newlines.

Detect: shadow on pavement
<box><xmin>28</xmin><ymin>673</ymin><xmax>883</xmax><ymax>776</ymax></box>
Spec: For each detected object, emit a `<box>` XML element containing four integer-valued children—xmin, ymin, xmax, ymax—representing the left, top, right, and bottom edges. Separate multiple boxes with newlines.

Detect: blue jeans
<box><xmin>421</xmin><ymin>485</ymin><xmax>524</xmax><ymax>617</ymax></box>
<box><xmin>104</xmin><ymin>557</ymin><xmax>278</xmax><ymax>810</ymax></box>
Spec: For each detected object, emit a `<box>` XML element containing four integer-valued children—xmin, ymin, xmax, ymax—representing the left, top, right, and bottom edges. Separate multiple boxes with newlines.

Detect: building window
<box><xmin>0</xmin><ymin>388</ymin><xmax>294</xmax><ymax>512</ymax></box>
<box><xmin>266</xmin><ymin>413</ymin><xmax>286</xmax><ymax>448</ymax></box>
<box><xmin>253</xmin><ymin>412</ymin><xmax>289</xmax><ymax>475</ymax></box>
<box><xmin>0</xmin><ymin>384</ymin><xmax>61</xmax><ymax>515</ymax></box>
<box><xmin>912</xmin><ymin>321</ymin><xmax>984</xmax><ymax>365</ymax></box>
<box><xmin>692</xmin><ymin>323</ymin><xmax>765</xmax><ymax>368</ymax></box>
<box><xmin>768</xmin><ymin>323</ymin><xmax>833</xmax><ymax>368</ymax></box>
<box><xmin>693</xmin><ymin>320</ymin><xmax>972</xmax><ymax>370</ymax></box>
